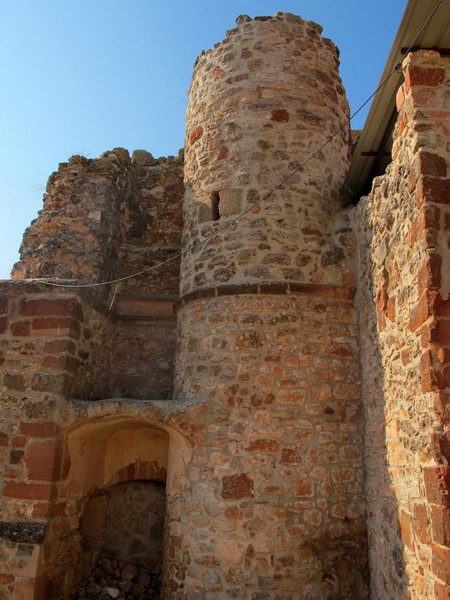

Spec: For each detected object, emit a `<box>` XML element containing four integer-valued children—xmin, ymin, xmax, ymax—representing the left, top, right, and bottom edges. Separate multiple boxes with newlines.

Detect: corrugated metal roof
<box><xmin>345</xmin><ymin>0</ymin><xmax>450</xmax><ymax>201</ymax></box>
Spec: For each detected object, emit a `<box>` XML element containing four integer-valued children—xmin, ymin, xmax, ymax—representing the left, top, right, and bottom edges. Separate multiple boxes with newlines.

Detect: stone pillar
<box><xmin>356</xmin><ymin>50</ymin><xmax>450</xmax><ymax>600</ymax></box>
<box><xmin>171</xmin><ymin>13</ymin><xmax>368</xmax><ymax>599</ymax></box>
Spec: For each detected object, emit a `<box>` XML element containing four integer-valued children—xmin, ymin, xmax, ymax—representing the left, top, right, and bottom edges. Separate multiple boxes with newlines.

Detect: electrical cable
<box><xmin>401</xmin><ymin>0</ymin><xmax>444</xmax><ymax>58</ymax></box>
<box><xmin>29</xmin><ymin>0</ymin><xmax>443</xmax><ymax>291</ymax></box>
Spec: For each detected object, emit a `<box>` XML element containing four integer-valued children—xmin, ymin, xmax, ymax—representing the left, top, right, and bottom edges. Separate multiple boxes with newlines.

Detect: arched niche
<box><xmin>65</xmin><ymin>415</ymin><xmax>191</xmax><ymax>496</ymax></box>
<box><xmin>45</xmin><ymin>411</ymin><xmax>191</xmax><ymax>599</ymax></box>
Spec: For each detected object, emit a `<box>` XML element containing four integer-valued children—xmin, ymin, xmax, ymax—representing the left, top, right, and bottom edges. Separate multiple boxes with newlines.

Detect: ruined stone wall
<box><xmin>12</xmin><ymin>149</ymin><xmax>183</xmax><ymax>296</ymax></box>
<box><xmin>111</xmin><ymin>151</ymin><xmax>183</xmax><ymax>400</ymax></box>
<box><xmin>0</xmin><ymin>149</ymin><xmax>184</xmax><ymax>596</ymax></box>
<box><xmin>0</xmin><ymin>282</ymin><xmax>116</xmax><ymax>598</ymax></box>
<box><xmin>356</xmin><ymin>50</ymin><xmax>450</xmax><ymax>599</ymax></box>
<box><xmin>117</xmin><ymin>151</ymin><xmax>183</xmax><ymax>297</ymax></box>
<box><xmin>169</xmin><ymin>13</ymin><xmax>368</xmax><ymax>599</ymax></box>
<box><xmin>9</xmin><ymin>149</ymin><xmax>184</xmax><ymax>402</ymax></box>
<box><xmin>12</xmin><ymin>151</ymin><xmax>131</xmax><ymax>293</ymax></box>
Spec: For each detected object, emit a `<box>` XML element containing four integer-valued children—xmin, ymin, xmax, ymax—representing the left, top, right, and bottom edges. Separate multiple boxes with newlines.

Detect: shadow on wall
<box><xmin>356</xmin><ymin>193</ymin><xmax>408</xmax><ymax>598</ymax></box>
<box><xmin>76</xmin><ymin>480</ymin><xmax>166</xmax><ymax>598</ymax></box>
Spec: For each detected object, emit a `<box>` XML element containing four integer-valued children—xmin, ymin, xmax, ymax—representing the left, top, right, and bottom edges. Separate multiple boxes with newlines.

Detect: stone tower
<box><xmin>2</xmin><ymin>6</ymin><xmax>450</xmax><ymax>600</ymax></box>
<box><xmin>171</xmin><ymin>13</ymin><xmax>368</xmax><ymax>598</ymax></box>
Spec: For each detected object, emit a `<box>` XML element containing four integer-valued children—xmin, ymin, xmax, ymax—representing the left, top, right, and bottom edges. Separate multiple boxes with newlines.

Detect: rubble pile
<box><xmin>72</xmin><ymin>554</ymin><xmax>161</xmax><ymax>600</ymax></box>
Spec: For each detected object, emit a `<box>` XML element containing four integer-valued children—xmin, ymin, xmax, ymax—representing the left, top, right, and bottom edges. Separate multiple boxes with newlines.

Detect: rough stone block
<box><xmin>221</xmin><ymin>473</ymin><xmax>253</xmax><ymax>500</ymax></box>
<box><xmin>31</xmin><ymin>317</ymin><xmax>80</xmax><ymax>336</ymax></box>
<box><xmin>432</xmin><ymin>544</ymin><xmax>450</xmax><ymax>584</ymax></box>
<box><xmin>431</xmin><ymin>505</ymin><xmax>450</xmax><ymax>546</ymax></box>
<box><xmin>420</xmin><ymin>177</ymin><xmax>450</xmax><ymax>205</ymax></box>
<box><xmin>19</xmin><ymin>422</ymin><xmax>60</xmax><ymax>438</ymax></box>
<box><xmin>10</xmin><ymin>321</ymin><xmax>31</xmax><ymax>337</ymax></box>
<box><xmin>423</xmin><ymin>466</ymin><xmax>450</xmax><ymax>506</ymax></box>
<box><xmin>3</xmin><ymin>483</ymin><xmax>52</xmax><ymax>501</ymax></box>
<box><xmin>0</xmin><ymin>522</ymin><xmax>46</xmax><ymax>544</ymax></box>
<box><xmin>0</xmin><ymin>317</ymin><xmax>7</xmax><ymax>334</ymax></box>
<box><xmin>20</xmin><ymin>298</ymin><xmax>83</xmax><ymax>321</ymax></box>
<box><xmin>24</xmin><ymin>441</ymin><xmax>58</xmax><ymax>482</ymax></box>
<box><xmin>405</xmin><ymin>66</ymin><xmax>445</xmax><ymax>91</ymax></box>
<box><xmin>294</xmin><ymin>480</ymin><xmax>314</xmax><ymax>498</ymax></box>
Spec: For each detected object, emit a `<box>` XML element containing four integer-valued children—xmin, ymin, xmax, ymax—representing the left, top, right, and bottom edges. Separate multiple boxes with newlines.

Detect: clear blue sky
<box><xmin>0</xmin><ymin>1</ymin><xmax>408</xmax><ymax>278</ymax></box>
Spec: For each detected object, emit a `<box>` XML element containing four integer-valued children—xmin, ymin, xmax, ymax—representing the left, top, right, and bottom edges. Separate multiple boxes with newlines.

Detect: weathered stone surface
<box><xmin>221</xmin><ymin>473</ymin><xmax>254</xmax><ymax>500</ymax></box>
<box><xmin>0</xmin><ymin>522</ymin><xmax>45</xmax><ymax>544</ymax></box>
<box><xmin>171</xmin><ymin>13</ymin><xmax>368</xmax><ymax>600</ymax></box>
<box><xmin>181</xmin><ymin>13</ymin><xmax>354</xmax><ymax>299</ymax></box>
<box><xmin>0</xmin><ymin>14</ymin><xmax>448</xmax><ymax>600</ymax></box>
<box><xmin>356</xmin><ymin>49</ymin><xmax>450</xmax><ymax>600</ymax></box>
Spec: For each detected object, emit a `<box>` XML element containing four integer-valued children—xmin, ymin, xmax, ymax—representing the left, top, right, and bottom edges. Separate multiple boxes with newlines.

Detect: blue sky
<box><xmin>0</xmin><ymin>1</ymin><xmax>408</xmax><ymax>278</ymax></box>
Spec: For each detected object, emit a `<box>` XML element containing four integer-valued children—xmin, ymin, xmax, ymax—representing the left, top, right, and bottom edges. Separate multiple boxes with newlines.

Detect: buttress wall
<box><xmin>356</xmin><ymin>50</ymin><xmax>450</xmax><ymax>599</ymax></box>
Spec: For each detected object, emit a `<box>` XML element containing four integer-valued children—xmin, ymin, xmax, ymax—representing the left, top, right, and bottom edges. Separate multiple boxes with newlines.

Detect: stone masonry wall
<box><xmin>0</xmin><ymin>282</ymin><xmax>115</xmax><ymax>599</ymax></box>
<box><xmin>356</xmin><ymin>50</ymin><xmax>450</xmax><ymax>600</ymax></box>
<box><xmin>12</xmin><ymin>149</ymin><xmax>183</xmax><ymax>297</ymax></box>
<box><xmin>181</xmin><ymin>13</ymin><xmax>354</xmax><ymax>299</ymax></box>
<box><xmin>112</xmin><ymin>317</ymin><xmax>177</xmax><ymax>400</ymax></box>
<box><xmin>9</xmin><ymin>149</ymin><xmax>184</xmax><ymax>402</ymax></box>
<box><xmin>170</xmin><ymin>291</ymin><xmax>368</xmax><ymax>598</ymax></box>
<box><xmin>170</xmin><ymin>13</ymin><xmax>369</xmax><ymax>599</ymax></box>
<box><xmin>117</xmin><ymin>151</ymin><xmax>183</xmax><ymax>297</ymax></box>
<box><xmin>2</xmin><ymin>11</ymin><xmax>449</xmax><ymax>600</ymax></box>
<box><xmin>103</xmin><ymin>481</ymin><xmax>166</xmax><ymax>566</ymax></box>
<box><xmin>0</xmin><ymin>149</ymin><xmax>184</xmax><ymax>596</ymax></box>
<box><xmin>112</xmin><ymin>151</ymin><xmax>183</xmax><ymax>400</ymax></box>
<box><xmin>12</xmin><ymin>151</ymin><xmax>131</xmax><ymax>293</ymax></box>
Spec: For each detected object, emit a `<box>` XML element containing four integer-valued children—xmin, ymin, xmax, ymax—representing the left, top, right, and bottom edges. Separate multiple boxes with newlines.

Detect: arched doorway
<box><xmin>38</xmin><ymin>409</ymin><xmax>191</xmax><ymax>600</ymax></box>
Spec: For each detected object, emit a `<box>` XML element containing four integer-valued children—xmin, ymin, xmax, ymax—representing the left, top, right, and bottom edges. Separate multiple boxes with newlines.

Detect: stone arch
<box><xmin>105</xmin><ymin>459</ymin><xmax>167</xmax><ymax>487</ymax></box>
<box><xmin>40</xmin><ymin>404</ymin><xmax>192</xmax><ymax>599</ymax></box>
<box><xmin>63</xmin><ymin>404</ymin><xmax>192</xmax><ymax>496</ymax></box>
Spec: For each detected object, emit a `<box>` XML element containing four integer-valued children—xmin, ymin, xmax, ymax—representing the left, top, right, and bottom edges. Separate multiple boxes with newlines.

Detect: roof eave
<box><xmin>345</xmin><ymin>0</ymin><xmax>450</xmax><ymax>201</ymax></box>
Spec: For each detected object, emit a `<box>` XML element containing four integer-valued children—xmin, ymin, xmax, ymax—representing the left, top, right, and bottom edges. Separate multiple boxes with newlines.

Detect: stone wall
<box><xmin>13</xmin><ymin>151</ymin><xmax>130</xmax><ymax>295</ymax></box>
<box><xmin>0</xmin><ymin>282</ymin><xmax>115</xmax><ymax>409</ymax></box>
<box><xmin>12</xmin><ymin>150</ymin><xmax>183</xmax><ymax>295</ymax></box>
<box><xmin>103</xmin><ymin>481</ymin><xmax>166</xmax><ymax>565</ymax></box>
<box><xmin>170</xmin><ymin>12</ymin><xmax>369</xmax><ymax>599</ymax></box>
<box><xmin>112</xmin><ymin>313</ymin><xmax>177</xmax><ymax>400</ymax></box>
<box><xmin>0</xmin><ymin>149</ymin><xmax>184</xmax><ymax>597</ymax></box>
<box><xmin>0</xmin><ymin>386</ymin><xmax>185</xmax><ymax>599</ymax></box>
<box><xmin>0</xmin><ymin>11</ymin><xmax>449</xmax><ymax>600</ymax></box>
<box><xmin>170</xmin><ymin>291</ymin><xmax>367</xmax><ymax>598</ymax></box>
<box><xmin>356</xmin><ymin>50</ymin><xmax>450</xmax><ymax>599</ymax></box>
<box><xmin>0</xmin><ymin>282</ymin><xmax>113</xmax><ymax>599</ymax></box>
<box><xmin>117</xmin><ymin>151</ymin><xmax>183</xmax><ymax>297</ymax></box>
<box><xmin>181</xmin><ymin>13</ymin><xmax>354</xmax><ymax>299</ymax></box>
<box><xmin>9</xmin><ymin>149</ymin><xmax>184</xmax><ymax>403</ymax></box>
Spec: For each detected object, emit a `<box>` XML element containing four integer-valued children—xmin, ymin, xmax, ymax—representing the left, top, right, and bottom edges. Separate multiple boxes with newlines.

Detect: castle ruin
<box><xmin>0</xmin><ymin>9</ymin><xmax>449</xmax><ymax>600</ymax></box>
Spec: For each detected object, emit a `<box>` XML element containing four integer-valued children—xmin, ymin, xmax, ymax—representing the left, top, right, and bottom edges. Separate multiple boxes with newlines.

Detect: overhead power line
<box><xmin>30</xmin><ymin>0</ymin><xmax>443</xmax><ymax>291</ymax></box>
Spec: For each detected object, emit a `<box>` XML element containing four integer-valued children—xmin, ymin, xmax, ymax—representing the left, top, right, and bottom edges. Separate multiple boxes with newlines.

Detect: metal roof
<box><xmin>345</xmin><ymin>0</ymin><xmax>450</xmax><ymax>201</ymax></box>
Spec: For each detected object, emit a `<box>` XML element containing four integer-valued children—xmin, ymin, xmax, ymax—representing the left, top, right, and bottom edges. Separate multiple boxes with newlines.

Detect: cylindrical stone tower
<box><xmin>171</xmin><ymin>13</ymin><xmax>368</xmax><ymax>599</ymax></box>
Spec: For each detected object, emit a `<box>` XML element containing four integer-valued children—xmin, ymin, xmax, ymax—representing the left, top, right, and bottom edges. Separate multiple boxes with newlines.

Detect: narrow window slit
<box><xmin>211</xmin><ymin>192</ymin><xmax>221</xmax><ymax>221</ymax></box>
